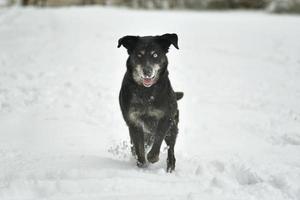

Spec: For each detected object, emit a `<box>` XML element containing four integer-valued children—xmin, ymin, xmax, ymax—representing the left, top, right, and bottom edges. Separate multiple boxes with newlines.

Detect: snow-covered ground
<box><xmin>0</xmin><ymin>0</ymin><xmax>8</xmax><ymax>6</ymax></box>
<box><xmin>0</xmin><ymin>6</ymin><xmax>300</xmax><ymax>200</ymax></box>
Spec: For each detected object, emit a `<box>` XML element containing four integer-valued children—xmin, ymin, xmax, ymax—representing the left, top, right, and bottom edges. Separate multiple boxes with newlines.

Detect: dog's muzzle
<box><xmin>141</xmin><ymin>73</ymin><xmax>156</xmax><ymax>88</ymax></box>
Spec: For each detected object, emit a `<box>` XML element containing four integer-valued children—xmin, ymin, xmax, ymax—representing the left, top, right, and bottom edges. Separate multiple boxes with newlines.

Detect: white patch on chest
<box><xmin>128</xmin><ymin>107</ymin><xmax>165</xmax><ymax>133</ymax></box>
<box><xmin>128</xmin><ymin>109</ymin><xmax>150</xmax><ymax>133</ymax></box>
<box><xmin>148</xmin><ymin>108</ymin><xmax>164</xmax><ymax>119</ymax></box>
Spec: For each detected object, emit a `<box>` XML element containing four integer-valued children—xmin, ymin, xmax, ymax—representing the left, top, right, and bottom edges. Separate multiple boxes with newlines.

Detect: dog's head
<box><xmin>118</xmin><ymin>33</ymin><xmax>179</xmax><ymax>87</ymax></box>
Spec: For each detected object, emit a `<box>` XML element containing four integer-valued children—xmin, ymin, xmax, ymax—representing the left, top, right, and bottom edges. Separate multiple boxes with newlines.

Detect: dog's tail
<box><xmin>176</xmin><ymin>92</ymin><xmax>184</xmax><ymax>101</ymax></box>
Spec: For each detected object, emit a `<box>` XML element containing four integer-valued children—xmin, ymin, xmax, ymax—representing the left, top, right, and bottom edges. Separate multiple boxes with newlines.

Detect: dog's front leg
<box><xmin>129</xmin><ymin>126</ymin><xmax>146</xmax><ymax>167</ymax></box>
<box><xmin>147</xmin><ymin>117</ymin><xmax>170</xmax><ymax>163</ymax></box>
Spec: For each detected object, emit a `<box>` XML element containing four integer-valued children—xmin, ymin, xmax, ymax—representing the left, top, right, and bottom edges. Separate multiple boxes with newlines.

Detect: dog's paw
<box><xmin>137</xmin><ymin>160</ymin><xmax>147</xmax><ymax>168</ymax></box>
<box><xmin>136</xmin><ymin>156</ymin><xmax>146</xmax><ymax>168</ymax></box>
<box><xmin>147</xmin><ymin>151</ymin><xmax>159</xmax><ymax>163</ymax></box>
<box><xmin>167</xmin><ymin>158</ymin><xmax>176</xmax><ymax>173</ymax></box>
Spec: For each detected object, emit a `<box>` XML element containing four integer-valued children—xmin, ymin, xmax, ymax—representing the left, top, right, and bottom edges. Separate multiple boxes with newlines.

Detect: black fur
<box><xmin>118</xmin><ymin>33</ymin><xmax>183</xmax><ymax>172</ymax></box>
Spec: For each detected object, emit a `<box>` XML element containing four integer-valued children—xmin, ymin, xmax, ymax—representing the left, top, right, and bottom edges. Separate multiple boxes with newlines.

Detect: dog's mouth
<box><xmin>142</xmin><ymin>75</ymin><xmax>156</xmax><ymax>88</ymax></box>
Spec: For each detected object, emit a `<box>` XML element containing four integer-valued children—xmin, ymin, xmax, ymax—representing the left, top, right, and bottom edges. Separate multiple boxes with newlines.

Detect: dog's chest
<box><xmin>128</xmin><ymin>94</ymin><xmax>164</xmax><ymax>134</ymax></box>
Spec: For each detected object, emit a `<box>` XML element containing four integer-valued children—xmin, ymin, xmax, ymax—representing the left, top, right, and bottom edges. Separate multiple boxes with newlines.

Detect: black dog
<box><xmin>118</xmin><ymin>33</ymin><xmax>183</xmax><ymax>172</ymax></box>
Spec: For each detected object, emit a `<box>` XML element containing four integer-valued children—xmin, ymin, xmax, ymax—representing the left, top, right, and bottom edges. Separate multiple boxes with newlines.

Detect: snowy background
<box><xmin>1</xmin><ymin>5</ymin><xmax>300</xmax><ymax>200</ymax></box>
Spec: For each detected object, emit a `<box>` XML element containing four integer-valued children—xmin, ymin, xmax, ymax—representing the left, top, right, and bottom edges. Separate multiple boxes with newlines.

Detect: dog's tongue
<box><xmin>143</xmin><ymin>78</ymin><xmax>154</xmax><ymax>87</ymax></box>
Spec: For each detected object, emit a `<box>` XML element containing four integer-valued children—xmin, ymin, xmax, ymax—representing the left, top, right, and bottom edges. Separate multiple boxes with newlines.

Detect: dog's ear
<box><xmin>157</xmin><ymin>33</ymin><xmax>179</xmax><ymax>52</ymax></box>
<box><xmin>118</xmin><ymin>36</ymin><xmax>139</xmax><ymax>53</ymax></box>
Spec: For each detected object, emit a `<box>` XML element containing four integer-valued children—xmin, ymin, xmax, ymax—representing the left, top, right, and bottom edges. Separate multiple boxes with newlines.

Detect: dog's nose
<box><xmin>142</xmin><ymin>68</ymin><xmax>153</xmax><ymax>78</ymax></box>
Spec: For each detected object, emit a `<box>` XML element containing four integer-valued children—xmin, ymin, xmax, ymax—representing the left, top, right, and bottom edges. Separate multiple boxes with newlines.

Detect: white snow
<box><xmin>0</xmin><ymin>0</ymin><xmax>8</xmax><ymax>6</ymax></box>
<box><xmin>0</xmin><ymin>6</ymin><xmax>300</xmax><ymax>200</ymax></box>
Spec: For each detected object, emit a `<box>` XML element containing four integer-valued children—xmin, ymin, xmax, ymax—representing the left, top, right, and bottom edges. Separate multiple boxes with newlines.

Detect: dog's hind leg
<box><xmin>165</xmin><ymin>125</ymin><xmax>178</xmax><ymax>172</ymax></box>
<box><xmin>165</xmin><ymin>129</ymin><xmax>177</xmax><ymax>172</ymax></box>
<box><xmin>129</xmin><ymin>126</ymin><xmax>146</xmax><ymax>167</ymax></box>
<box><xmin>165</xmin><ymin>111</ymin><xmax>179</xmax><ymax>172</ymax></box>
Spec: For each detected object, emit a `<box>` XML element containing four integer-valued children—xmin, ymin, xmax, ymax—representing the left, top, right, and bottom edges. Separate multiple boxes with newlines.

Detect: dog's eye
<box><xmin>153</xmin><ymin>53</ymin><xmax>158</xmax><ymax>58</ymax></box>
